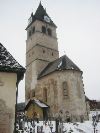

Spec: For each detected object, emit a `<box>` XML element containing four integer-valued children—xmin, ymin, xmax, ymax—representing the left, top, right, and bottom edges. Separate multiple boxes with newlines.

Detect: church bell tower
<box><xmin>25</xmin><ymin>2</ymin><xmax>59</xmax><ymax>101</ymax></box>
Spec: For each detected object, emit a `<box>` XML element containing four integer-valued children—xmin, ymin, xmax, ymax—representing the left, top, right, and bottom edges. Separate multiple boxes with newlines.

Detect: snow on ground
<box><xmin>29</xmin><ymin>120</ymin><xmax>100</xmax><ymax>133</ymax></box>
<box><xmin>19</xmin><ymin>111</ymin><xmax>100</xmax><ymax>132</ymax></box>
<box><xmin>63</xmin><ymin>121</ymin><xmax>100</xmax><ymax>133</ymax></box>
<box><xmin>62</xmin><ymin>111</ymin><xmax>100</xmax><ymax>133</ymax></box>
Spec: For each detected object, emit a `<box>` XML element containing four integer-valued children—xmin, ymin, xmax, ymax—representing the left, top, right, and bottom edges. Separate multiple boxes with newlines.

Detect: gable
<box><xmin>0</xmin><ymin>43</ymin><xmax>25</xmax><ymax>82</ymax></box>
<box><xmin>25</xmin><ymin>99</ymin><xmax>49</xmax><ymax>111</ymax></box>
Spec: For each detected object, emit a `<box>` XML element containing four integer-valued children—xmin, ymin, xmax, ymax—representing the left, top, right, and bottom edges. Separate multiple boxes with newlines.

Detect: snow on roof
<box><xmin>57</xmin><ymin>61</ymin><xmax>62</xmax><ymax>69</ymax></box>
<box><xmin>34</xmin><ymin>99</ymin><xmax>48</xmax><ymax>108</ymax></box>
<box><xmin>25</xmin><ymin>99</ymin><xmax>49</xmax><ymax>110</ymax></box>
<box><xmin>0</xmin><ymin>43</ymin><xmax>25</xmax><ymax>82</ymax></box>
<box><xmin>0</xmin><ymin>43</ymin><xmax>25</xmax><ymax>72</ymax></box>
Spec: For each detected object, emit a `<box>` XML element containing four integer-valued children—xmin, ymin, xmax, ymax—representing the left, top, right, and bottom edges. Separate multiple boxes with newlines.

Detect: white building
<box><xmin>0</xmin><ymin>43</ymin><xmax>25</xmax><ymax>133</ymax></box>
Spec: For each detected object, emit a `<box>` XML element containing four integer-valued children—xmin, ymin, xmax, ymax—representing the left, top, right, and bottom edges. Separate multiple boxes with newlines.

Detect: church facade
<box><xmin>25</xmin><ymin>2</ymin><xmax>88</xmax><ymax>121</ymax></box>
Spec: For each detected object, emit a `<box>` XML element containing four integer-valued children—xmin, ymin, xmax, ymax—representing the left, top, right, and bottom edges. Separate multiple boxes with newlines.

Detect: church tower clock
<box><xmin>25</xmin><ymin>2</ymin><xmax>59</xmax><ymax>101</ymax></box>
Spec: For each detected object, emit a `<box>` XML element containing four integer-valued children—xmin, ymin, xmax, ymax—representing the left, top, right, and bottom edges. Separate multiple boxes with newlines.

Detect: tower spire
<box><xmin>40</xmin><ymin>0</ymin><xmax>42</xmax><ymax>5</ymax></box>
<box><xmin>26</xmin><ymin>1</ymin><xmax>57</xmax><ymax>30</ymax></box>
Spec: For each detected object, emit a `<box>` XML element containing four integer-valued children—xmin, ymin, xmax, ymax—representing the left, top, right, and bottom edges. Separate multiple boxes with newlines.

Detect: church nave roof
<box><xmin>38</xmin><ymin>55</ymin><xmax>82</xmax><ymax>79</ymax></box>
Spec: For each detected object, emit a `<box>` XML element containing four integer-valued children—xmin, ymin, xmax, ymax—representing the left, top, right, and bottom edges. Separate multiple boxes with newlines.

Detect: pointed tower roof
<box><xmin>35</xmin><ymin>1</ymin><xmax>47</xmax><ymax>18</ymax></box>
<box><xmin>0</xmin><ymin>43</ymin><xmax>25</xmax><ymax>83</ymax></box>
<box><xmin>38</xmin><ymin>55</ymin><xmax>82</xmax><ymax>79</ymax></box>
<box><xmin>26</xmin><ymin>2</ymin><xmax>56</xmax><ymax>29</ymax></box>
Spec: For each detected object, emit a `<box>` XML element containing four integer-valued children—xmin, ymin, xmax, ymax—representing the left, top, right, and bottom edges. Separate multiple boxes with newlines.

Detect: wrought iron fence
<box><xmin>15</xmin><ymin>112</ymin><xmax>65</xmax><ymax>133</ymax></box>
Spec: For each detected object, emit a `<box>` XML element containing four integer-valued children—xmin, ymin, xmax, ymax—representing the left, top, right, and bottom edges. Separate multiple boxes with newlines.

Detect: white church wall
<box><xmin>0</xmin><ymin>72</ymin><xmax>17</xmax><ymax>132</ymax></box>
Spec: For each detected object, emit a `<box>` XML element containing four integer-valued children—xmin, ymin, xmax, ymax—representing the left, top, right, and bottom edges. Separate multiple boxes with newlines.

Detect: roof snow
<box><xmin>0</xmin><ymin>43</ymin><xmax>25</xmax><ymax>73</ymax></box>
<box><xmin>25</xmin><ymin>98</ymin><xmax>49</xmax><ymax>110</ymax></box>
<box><xmin>34</xmin><ymin>99</ymin><xmax>48</xmax><ymax>108</ymax></box>
<box><xmin>0</xmin><ymin>43</ymin><xmax>25</xmax><ymax>82</ymax></box>
<box><xmin>57</xmin><ymin>61</ymin><xmax>62</xmax><ymax>69</ymax></box>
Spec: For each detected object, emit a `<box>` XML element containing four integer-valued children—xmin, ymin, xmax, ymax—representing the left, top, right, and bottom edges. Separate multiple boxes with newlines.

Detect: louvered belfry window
<box><xmin>47</xmin><ymin>28</ymin><xmax>52</xmax><ymax>36</ymax></box>
<box><xmin>42</xmin><ymin>26</ymin><xmax>46</xmax><ymax>33</ymax></box>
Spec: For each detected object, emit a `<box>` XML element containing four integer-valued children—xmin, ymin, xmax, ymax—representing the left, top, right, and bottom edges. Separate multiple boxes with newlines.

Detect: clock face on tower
<box><xmin>44</xmin><ymin>15</ymin><xmax>50</xmax><ymax>23</ymax></box>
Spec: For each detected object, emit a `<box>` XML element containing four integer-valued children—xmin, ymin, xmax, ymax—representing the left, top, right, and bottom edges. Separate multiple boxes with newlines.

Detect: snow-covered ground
<box><xmin>34</xmin><ymin>121</ymin><xmax>100</xmax><ymax>133</ymax></box>
<box><xmin>18</xmin><ymin>111</ymin><xmax>100</xmax><ymax>132</ymax></box>
<box><xmin>23</xmin><ymin>120</ymin><xmax>100</xmax><ymax>133</ymax></box>
<box><xmin>63</xmin><ymin>121</ymin><xmax>100</xmax><ymax>133</ymax></box>
<box><xmin>36</xmin><ymin>111</ymin><xmax>100</xmax><ymax>133</ymax></box>
<box><xmin>62</xmin><ymin>111</ymin><xmax>100</xmax><ymax>133</ymax></box>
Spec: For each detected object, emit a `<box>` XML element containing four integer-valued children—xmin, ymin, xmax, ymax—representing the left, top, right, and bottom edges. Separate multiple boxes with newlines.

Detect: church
<box><xmin>25</xmin><ymin>2</ymin><xmax>88</xmax><ymax>122</ymax></box>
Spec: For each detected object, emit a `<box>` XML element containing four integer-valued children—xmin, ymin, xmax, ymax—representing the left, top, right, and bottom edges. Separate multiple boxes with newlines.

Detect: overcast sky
<box><xmin>0</xmin><ymin>0</ymin><xmax>100</xmax><ymax>102</ymax></box>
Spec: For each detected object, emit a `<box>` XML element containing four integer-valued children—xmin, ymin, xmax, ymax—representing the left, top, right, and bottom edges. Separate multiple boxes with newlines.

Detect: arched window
<box><xmin>32</xmin><ymin>27</ymin><xmax>35</xmax><ymax>33</ymax></box>
<box><xmin>43</xmin><ymin>88</ymin><xmax>47</xmax><ymax>102</ymax></box>
<box><xmin>42</xmin><ymin>26</ymin><xmax>46</xmax><ymax>34</ymax></box>
<box><xmin>47</xmin><ymin>28</ymin><xmax>52</xmax><ymax>36</ymax></box>
<box><xmin>62</xmin><ymin>81</ymin><xmax>68</xmax><ymax>98</ymax></box>
<box><xmin>43</xmin><ymin>49</ymin><xmax>45</xmax><ymax>53</ymax></box>
<box><xmin>32</xmin><ymin>89</ymin><xmax>35</xmax><ymax>97</ymax></box>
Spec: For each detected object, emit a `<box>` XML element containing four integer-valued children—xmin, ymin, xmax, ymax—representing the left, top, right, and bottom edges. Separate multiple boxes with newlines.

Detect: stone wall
<box><xmin>26</xmin><ymin>20</ymin><xmax>58</xmax><ymax>52</ymax></box>
<box><xmin>25</xmin><ymin>20</ymin><xmax>59</xmax><ymax>101</ymax></box>
<box><xmin>35</xmin><ymin>70</ymin><xmax>88</xmax><ymax>122</ymax></box>
<box><xmin>25</xmin><ymin>15</ymin><xmax>88</xmax><ymax>122</ymax></box>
